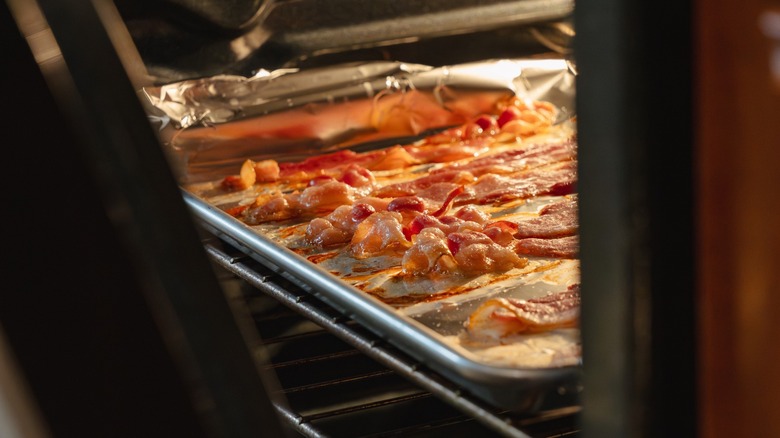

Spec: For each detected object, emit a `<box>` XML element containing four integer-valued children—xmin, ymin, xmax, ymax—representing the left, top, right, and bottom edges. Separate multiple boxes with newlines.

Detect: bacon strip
<box><xmin>470</xmin><ymin>161</ymin><xmax>577</xmax><ymax>205</ymax></box>
<box><xmin>513</xmin><ymin>235</ymin><xmax>579</xmax><ymax>259</ymax></box>
<box><xmin>278</xmin><ymin>150</ymin><xmax>382</xmax><ymax>180</ymax></box>
<box><xmin>432</xmin><ymin>138</ymin><xmax>576</xmax><ymax>177</ymax></box>
<box><xmin>514</xmin><ymin>197</ymin><xmax>578</xmax><ymax>239</ymax></box>
<box><xmin>466</xmin><ymin>285</ymin><xmax>580</xmax><ymax>338</ymax></box>
<box><xmin>374</xmin><ymin>142</ymin><xmax>577</xmax><ymax>205</ymax></box>
<box><xmin>430</xmin><ymin>185</ymin><xmax>465</xmax><ymax>217</ymax></box>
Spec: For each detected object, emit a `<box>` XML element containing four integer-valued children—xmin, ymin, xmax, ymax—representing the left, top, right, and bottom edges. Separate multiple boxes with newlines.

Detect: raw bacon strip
<box><xmin>513</xmin><ymin>197</ymin><xmax>578</xmax><ymax>239</ymax></box>
<box><xmin>466</xmin><ymin>285</ymin><xmax>581</xmax><ymax>338</ymax></box>
<box><xmin>514</xmin><ymin>235</ymin><xmax>579</xmax><ymax>259</ymax></box>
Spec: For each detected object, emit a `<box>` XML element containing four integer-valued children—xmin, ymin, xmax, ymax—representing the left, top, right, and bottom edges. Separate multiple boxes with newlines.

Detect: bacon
<box><xmin>350</xmin><ymin>211</ymin><xmax>411</xmax><ymax>259</ymax></box>
<box><xmin>278</xmin><ymin>150</ymin><xmax>382</xmax><ymax>180</ymax></box>
<box><xmin>368</xmin><ymin>146</ymin><xmax>420</xmax><ymax>170</ymax></box>
<box><xmin>451</xmin><ymin>205</ymin><xmax>490</xmax><ymax>225</ymax></box>
<box><xmin>432</xmin><ymin>139</ymin><xmax>576</xmax><ymax>177</ymax></box>
<box><xmin>514</xmin><ymin>197</ymin><xmax>578</xmax><ymax>239</ymax></box>
<box><xmin>405</xmin><ymin>214</ymin><xmax>446</xmax><ymax>239</ymax></box>
<box><xmin>298</xmin><ymin>181</ymin><xmax>355</xmax><ymax>213</ymax></box>
<box><xmin>402</xmin><ymin>226</ymin><xmax>525</xmax><ymax>277</ymax></box>
<box><xmin>244</xmin><ymin>194</ymin><xmax>301</xmax><ymax>224</ymax></box>
<box><xmin>305</xmin><ymin>203</ymin><xmax>377</xmax><ymax>247</ymax></box>
<box><xmin>421</xmin><ymin>123</ymin><xmax>494</xmax><ymax>145</ymax></box>
<box><xmin>513</xmin><ymin>235</ymin><xmax>579</xmax><ymax>258</ymax></box>
<box><xmin>372</xmin><ymin>171</ymin><xmax>475</xmax><ymax>198</ymax></box>
<box><xmin>404</xmin><ymin>137</ymin><xmax>492</xmax><ymax>163</ymax></box>
<box><xmin>387</xmin><ymin>196</ymin><xmax>427</xmax><ymax>213</ymax></box>
<box><xmin>354</xmin><ymin>196</ymin><xmax>391</xmax><ymax>211</ymax></box>
<box><xmin>373</xmin><ymin>139</ymin><xmax>577</xmax><ymax>205</ymax></box>
<box><xmin>306</xmin><ymin>218</ymin><xmax>352</xmax><ymax>247</ymax></box>
<box><xmin>446</xmin><ymin>230</ymin><xmax>494</xmax><ymax>255</ymax></box>
<box><xmin>337</xmin><ymin>164</ymin><xmax>375</xmax><ymax>190</ymax></box>
<box><xmin>483</xmin><ymin>221</ymin><xmax>518</xmax><ymax>247</ymax></box>
<box><xmin>305</xmin><ymin>198</ymin><xmax>392</xmax><ymax>247</ymax></box>
<box><xmin>430</xmin><ymin>185</ymin><xmax>465</xmax><ymax>217</ymax></box>
<box><xmin>221</xmin><ymin>159</ymin><xmax>257</xmax><ymax>191</ymax></box>
<box><xmin>447</xmin><ymin>231</ymin><xmax>527</xmax><ymax>276</ymax></box>
<box><xmin>404</xmin><ymin>213</ymin><xmax>483</xmax><ymax>240</ymax></box>
<box><xmin>272</xmin><ymin>136</ymin><xmax>494</xmax><ymax>183</ymax></box>
<box><xmin>466</xmin><ymin>285</ymin><xmax>580</xmax><ymax>339</ymax></box>
<box><xmin>253</xmin><ymin>159</ymin><xmax>281</xmax><ymax>182</ymax></box>
<box><xmin>243</xmin><ymin>180</ymin><xmax>356</xmax><ymax>224</ymax></box>
<box><xmin>402</xmin><ymin>228</ymin><xmax>458</xmax><ymax>276</ymax></box>
<box><xmin>471</xmin><ymin>161</ymin><xmax>577</xmax><ymax>205</ymax></box>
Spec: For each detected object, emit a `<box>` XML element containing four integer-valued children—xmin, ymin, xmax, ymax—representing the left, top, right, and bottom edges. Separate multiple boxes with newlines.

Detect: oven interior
<box><xmin>2</xmin><ymin>0</ymin><xmax>697</xmax><ymax>437</ymax></box>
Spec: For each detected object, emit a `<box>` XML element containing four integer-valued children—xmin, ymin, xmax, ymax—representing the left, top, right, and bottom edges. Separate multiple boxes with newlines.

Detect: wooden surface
<box><xmin>697</xmin><ymin>1</ymin><xmax>780</xmax><ymax>436</ymax></box>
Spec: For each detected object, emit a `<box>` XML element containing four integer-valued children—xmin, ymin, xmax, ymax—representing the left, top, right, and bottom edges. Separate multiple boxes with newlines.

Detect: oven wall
<box><xmin>696</xmin><ymin>0</ymin><xmax>780</xmax><ymax>437</ymax></box>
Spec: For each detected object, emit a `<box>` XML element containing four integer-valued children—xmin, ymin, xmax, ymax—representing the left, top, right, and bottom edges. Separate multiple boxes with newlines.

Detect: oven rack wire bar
<box><xmin>203</xmin><ymin>239</ymin><xmax>581</xmax><ymax>437</ymax></box>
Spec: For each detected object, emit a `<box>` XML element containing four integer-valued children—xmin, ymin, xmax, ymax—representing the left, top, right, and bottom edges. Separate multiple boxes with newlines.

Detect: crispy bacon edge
<box><xmin>465</xmin><ymin>284</ymin><xmax>581</xmax><ymax>340</ymax></box>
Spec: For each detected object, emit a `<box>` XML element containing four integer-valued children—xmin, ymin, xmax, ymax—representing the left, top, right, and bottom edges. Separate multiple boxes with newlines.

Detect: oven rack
<box><xmin>203</xmin><ymin>237</ymin><xmax>581</xmax><ymax>437</ymax></box>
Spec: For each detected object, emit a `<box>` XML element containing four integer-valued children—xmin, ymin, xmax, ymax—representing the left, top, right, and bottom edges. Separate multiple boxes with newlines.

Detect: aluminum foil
<box><xmin>142</xmin><ymin>58</ymin><xmax>576</xmax><ymax>183</ymax></box>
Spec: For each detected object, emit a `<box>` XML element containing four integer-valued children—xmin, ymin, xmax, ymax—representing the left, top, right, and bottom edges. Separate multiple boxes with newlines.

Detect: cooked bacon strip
<box><xmin>402</xmin><ymin>227</ymin><xmax>526</xmax><ymax>277</ymax></box>
<box><xmin>513</xmin><ymin>235</ymin><xmax>579</xmax><ymax>259</ymax></box>
<box><xmin>240</xmin><ymin>164</ymin><xmax>378</xmax><ymax>224</ymax></box>
<box><xmin>451</xmin><ymin>205</ymin><xmax>491</xmax><ymax>225</ymax></box>
<box><xmin>470</xmin><ymin>161</ymin><xmax>577</xmax><ymax>205</ymax></box>
<box><xmin>373</xmin><ymin>138</ymin><xmax>577</xmax><ymax>204</ymax></box>
<box><xmin>350</xmin><ymin>211</ymin><xmax>411</xmax><ymax>259</ymax></box>
<box><xmin>401</xmin><ymin>228</ymin><xmax>458</xmax><ymax>276</ymax></box>
<box><xmin>446</xmin><ymin>231</ymin><xmax>527</xmax><ymax>276</ymax></box>
<box><xmin>368</xmin><ymin>146</ymin><xmax>420</xmax><ymax>170</ymax></box>
<box><xmin>514</xmin><ymin>197</ymin><xmax>578</xmax><ymax>239</ymax></box>
<box><xmin>242</xmin><ymin>193</ymin><xmax>302</xmax><ymax>223</ymax></box>
<box><xmin>482</xmin><ymin>221</ymin><xmax>518</xmax><ymax>247</ymax></box>
<box><xmin>466</xmin><ymin>285</ymin><xmax>580</xmax><ymax>338</ymax></box>
<box><xmin>337</xmin><ymin>163</ymin><xmax>376</xmax><ymax>193</ymax></box>
<box><xmin>430</xmin><ymin>185</ymin><xmax>465</xmax><ymax>217</ymax></box>
<box><xmin>372</xmin><ymin>171</ymin><xmax>476</xmax><ymax>198</ymax></box>
<box><xmin>242</xmin><ymin>180</ymin><xmax>356</xmax><ymax>224</ymax></box>
<box><xmin>305</xmin><ymin>203</ymin><xmax>377</xmax><ymax>247</ymax></box>
<box><xmin>404</xmin><ymin>137</ymin><xmax>492</xmax><ymax>163</ymax></box>
<box><xmin>278</xmin><ymin>150</ymin><xmax>383</xmax><ymax>180</ymax></box>
<box><xmin>263</xmin><ymin>137</ymin><xmax>492</xmax><ymax>183</ymax></box>
<box><xmin>432</xmin><ymin>139</ymin><xmax>576</xmax><ymax>177</ymax></box>
<box><xmin>221</xmin><ymin>159</ymin><xmax>257</xmax><ymax>191</ymax></box>
<box><xmin>403</xmin><ymin>206</ymin><xmax>488</xmax><ymax>242</ymax></box>
<box><xmin>387</xmin><ymin>196</ymin><xmax>428</xmax><ymax>213</ymax></box>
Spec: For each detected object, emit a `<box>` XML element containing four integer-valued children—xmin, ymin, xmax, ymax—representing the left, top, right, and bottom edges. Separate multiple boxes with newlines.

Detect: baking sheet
<box><xmin>145</xmin><ymin>59</ymin><xmax>581</xmax><ymax>410</ymax></box>
<box><xmin>183</xmin><ymin>189</ymin><xmax>581</xmax><ymax>411</ymax></box>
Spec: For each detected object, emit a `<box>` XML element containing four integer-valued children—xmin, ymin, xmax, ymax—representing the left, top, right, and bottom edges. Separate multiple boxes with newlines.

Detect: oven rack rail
<box><xmin>203</xmin><ymin>238</ymin><xmax>581</xmax><ymax>437</ymax></box>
